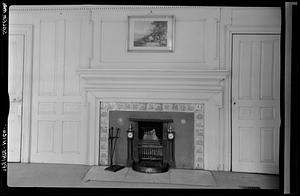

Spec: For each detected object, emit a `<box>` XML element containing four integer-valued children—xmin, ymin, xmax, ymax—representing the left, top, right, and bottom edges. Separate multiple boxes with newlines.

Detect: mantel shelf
<box><xmin>77</xmin><ymin>69</ymin><xmax>230</xmax><ymax>93</ymax></box>
<box><xmin>77</xmin><ymin>69</ymin><xmax>230</xmax><ymax>80</ymax></box>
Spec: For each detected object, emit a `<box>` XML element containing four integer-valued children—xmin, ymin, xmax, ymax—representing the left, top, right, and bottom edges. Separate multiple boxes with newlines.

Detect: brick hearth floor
<box><xmin>7</xmin><ymin>163</ymin><xmax>279</xmax><ymax>189</ymax></box>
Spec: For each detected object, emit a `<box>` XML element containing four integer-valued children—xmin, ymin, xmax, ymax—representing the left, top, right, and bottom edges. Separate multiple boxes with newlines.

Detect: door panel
<box><xmin>232</xmin><ymin>35</ymin><xmax>280</xmax><ymax>174</ymax></box>
<box><xmin>8</xmin><ymin>34</ymin><xmax>24</xmax><ymax>162</ymax></box>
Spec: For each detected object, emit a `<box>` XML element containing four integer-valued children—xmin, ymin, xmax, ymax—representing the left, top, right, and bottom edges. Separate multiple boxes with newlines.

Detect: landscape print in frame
<box><xmin>128</xmin><ymin>15</ymin><xmax>175</xmax><ymax>52</ymax></box>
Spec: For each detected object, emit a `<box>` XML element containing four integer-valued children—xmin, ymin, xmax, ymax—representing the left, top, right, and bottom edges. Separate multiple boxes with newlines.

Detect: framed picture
<box><xmin>128</xmin><ymin>15</ymin><xmax>175</xmax><ymax>52</ymax></box>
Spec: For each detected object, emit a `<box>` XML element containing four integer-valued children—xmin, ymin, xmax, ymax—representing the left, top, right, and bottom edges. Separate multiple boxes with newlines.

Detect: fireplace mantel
<box><xmin>78</xmin><ymin>68</ymin><xmax>230</xmax><ymax>170</ymax></box>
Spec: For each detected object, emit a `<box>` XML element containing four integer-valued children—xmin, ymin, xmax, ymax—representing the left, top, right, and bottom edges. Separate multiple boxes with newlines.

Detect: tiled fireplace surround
<box><xmin>100</xmin><ymin>102</ymin><xmax>204</xmax><ymax>168</ymax></box>
<box><xmin>78</xmin><ymin>69</ymin><xmax>229</xmax><ymax>170</ymax></box>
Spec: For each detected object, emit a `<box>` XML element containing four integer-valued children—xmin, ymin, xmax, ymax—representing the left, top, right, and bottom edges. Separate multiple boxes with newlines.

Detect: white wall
<box><xmin>9</xmin><ymin>5</ymin><xmax>281</xmax><ymax>168</ymax></box>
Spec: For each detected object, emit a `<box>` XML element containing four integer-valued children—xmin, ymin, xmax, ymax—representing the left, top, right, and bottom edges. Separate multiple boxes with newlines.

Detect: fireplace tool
<box><xmin>105</xmin><ymin>127</ymin><xmax>125</xmax><ymax>172</ymax></box>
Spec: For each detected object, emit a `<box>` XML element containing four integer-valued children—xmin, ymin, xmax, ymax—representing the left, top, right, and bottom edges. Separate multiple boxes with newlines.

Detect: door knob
<box><xmin>12</xmin><ymin>98</ymin><xmax>22</xmax><ymax>102</ymax></box>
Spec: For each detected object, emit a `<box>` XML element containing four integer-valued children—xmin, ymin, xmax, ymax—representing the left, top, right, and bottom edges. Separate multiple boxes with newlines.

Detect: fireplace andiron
<box><xmin>105</xmin><ymin>127</ymin><xmax>125</xmax><ymax>172</ymax></box>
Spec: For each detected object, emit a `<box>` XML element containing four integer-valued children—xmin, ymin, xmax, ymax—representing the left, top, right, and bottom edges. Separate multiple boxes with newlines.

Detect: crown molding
<box><xmin>9</xmin><ymin>5</ymin><xmax>203</xmax><ymax>12</ymax></box>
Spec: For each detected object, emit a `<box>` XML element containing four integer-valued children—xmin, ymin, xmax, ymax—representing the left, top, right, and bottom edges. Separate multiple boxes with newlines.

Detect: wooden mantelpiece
<box><xmin>77</xmin><ymin>69</ymin><xmax>230</xmax><ymax>170</ymax></box>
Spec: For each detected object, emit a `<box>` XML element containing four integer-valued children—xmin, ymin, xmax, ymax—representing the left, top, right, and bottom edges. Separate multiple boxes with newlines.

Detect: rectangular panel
<box><xmin>101</xmin><ymin>20</ymin><xmax>206</xmax><ymax>63</ymax></box>
<box><xmin>239</xmin><ymin>127</ymin><xmax>255</xmax><ymax>162</ymax></box>
<box><xmin>260</xmin><ymin>40</ymin><xmax>274</xmax><ymax>100</ymax></box>
<box><xmin>260</xmin><ymin>107</ymin><xmax>274</xmax><ymax>120</ymax></box>
<box><xmin>238</xmin><ymin>106</ymin><xmax>252</xmax><ymax>120</ymax></box>
<box><xmin>8</xmin><ymin>35</ymin><xmax>24</xmax><ymax>98</ymax></box>
<box><xmin>39</xmin><ymin>21</ymin><xmax>56</xmax><ymax>96</ymax></box>
<box><xmin>63</xmin><ymin>102</ymin><xmax>81</xmax><ymax>114</ymax></box>
<box><xmin>238</xmin><ymin>41</ymin><xmax>252</xmax><ymax>99</ymax></box>
<box><xmin>250</xmin><ymin>41</ymin><xmax>261</xmax><ymax>99</ymax></box>
<box><xmin>38</xmin><ymin>102</ymin><xmax>56</xmax><ymax>115</ymax></box>
<box><xmin>64</xmin><ymin>20</ymin><xmax>81</xmax><ymax>96</ymax></box>
<box><xmin>37</xmin><ymin>120</ymin><xmax>55</xmax><ymax>153</ymax></box>
<box><xmin>260</xmin><ymin>127</ymin><xmax>274</xmax><ymax>163</ymax></box>
<box><xmin>273</xmin><ymin>39</ymin><xmax>280</xmax><ymax>100</ymax></box>
<box><xmin>62</xmin><ymin>121</ymin><xmax>80</xmax><ymax>153</ymax></box>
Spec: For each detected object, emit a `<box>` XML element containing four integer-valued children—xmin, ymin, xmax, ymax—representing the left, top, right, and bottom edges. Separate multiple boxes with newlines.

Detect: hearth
<box><xmin>127</xmin><ymin>118</ymin><xmax>175</xmax><ymax>173</ymax></box>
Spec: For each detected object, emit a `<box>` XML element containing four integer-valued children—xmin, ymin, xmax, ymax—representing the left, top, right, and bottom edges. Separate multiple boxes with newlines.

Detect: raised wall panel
<box><xmin>260</xmin><ymin>127</ymin><xmax>274</xmax><ymax>163</ymax></box>
<box><xmin>37</xmin><ymin>120</ymin><xmax>55</xmax><ymax>153</ymax></box>
<box><xmin>101</xmin><ymin>20</ymin><xmax>206</xmax><ymax>63</ymax></box>
<box><xmin>64</xmin><ymin>20</ymin><xmax>81</xmax><ymax>96</ymax></box>
<box><xmin>250</xmin><ymin>41</ymin><xmax>261</xmax><ymax>99</ymax></box>
<box><xmin>238</xmin><ymin>41</ymin><xmax>252</xmax><ymax>100</ymax></box>
<box><xmin>238</xmin><ymin>106</ymin><xmax>252</xmax><ymax>120</ymax></box>
<box><xmin>260</xmin><ymin>107</ymin><xmax>274</xmax><ymax>120</ymax></box>
<box><xmin>39</xmin><ymin>21</ymin><xmax>57</xmax><ymax>96</ymax></box>
<box><xmin>62</xmin><ymin>121</ymin><xmax>80</xmax><ymax>153</ymax></box>
<box><xmin>273</xmin><ymin>39</ymin><xmax>280</xmax><ymax>100</ymax></box>
<box><xmin>63</xmin><ymin>102</ymin><xmax>81</xmax><ymax>114</ymax></box>
<box><xmin>38</xmin><ymin>102</ymin><xmax>56</xmax><ymax>115</ymax></box>
<box><xmin>260</xmin><ymin>40</ymin><xmax>274</xmax><ymax>100</ymax></box>
<box><xmin>232</xmin><ymin>8</ymin><xmax>281</xmax><ymax>27</ymax></box>
<box><xmin>8</xmin><ymin>35</ymin><xmax>24</xmax><ymax>98</ymax></box>
<box><xmin>239</xmin><ymin>127</ymin><xmax>255</xmax><ymax>162</ymax></box>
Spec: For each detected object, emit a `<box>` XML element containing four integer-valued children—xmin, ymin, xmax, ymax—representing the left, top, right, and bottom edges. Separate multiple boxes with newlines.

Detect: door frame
<box><xmin>9</xmin><ymin>25</ymin><xmax>33</xmax><ymax>163</ymax></box>
<box><xmin>224</xmin><ymin>25</ymin><xmax>281</xmax><ymax>172</ymax></box>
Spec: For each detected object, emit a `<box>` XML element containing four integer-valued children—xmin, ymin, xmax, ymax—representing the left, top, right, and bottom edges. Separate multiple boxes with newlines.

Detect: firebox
<box><xmin>127</xmin><ymin>118</ymin><xmax>175</xmax><ymax>173</ymax></box>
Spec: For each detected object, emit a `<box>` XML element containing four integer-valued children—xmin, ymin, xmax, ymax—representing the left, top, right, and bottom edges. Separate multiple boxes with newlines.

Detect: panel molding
<box><xmin>63</xmin><ymin>19</ymin><xmax>81</xmax><ymax>96</ymax></box>
<box><xmin>38</xmin><ymin>20</ymin><xmax>57</xmax><ymax>96</ymax></box>
<box><xmin>37</xmin><ymin>120</ymin><xmax>55</xmax><ymax>153</ymax></box>
<box><xmin>62</xmin><ymin>121</ymin><xmax>80</xmax><ymax>154</ymax></box>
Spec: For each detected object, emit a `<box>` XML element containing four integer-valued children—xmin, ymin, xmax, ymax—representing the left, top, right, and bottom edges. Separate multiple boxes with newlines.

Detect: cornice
<box><xmin>9</xmin><ymin>5</ymin><xmax>202</xmax><ymax>12</ymax></box>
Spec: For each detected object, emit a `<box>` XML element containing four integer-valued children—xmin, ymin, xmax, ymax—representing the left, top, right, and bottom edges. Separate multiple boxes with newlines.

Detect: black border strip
<box><xmin>1</xmin><ymin>0</ymin><xmax>294</xmax><ymax>195</ymax></box>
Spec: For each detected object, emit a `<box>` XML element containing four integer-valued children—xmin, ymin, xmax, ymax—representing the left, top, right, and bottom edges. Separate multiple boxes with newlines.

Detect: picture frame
<box><xmin>128</xmin><ymin>15</ymin><xmax>175</xmax><ymax>52</ymax></box>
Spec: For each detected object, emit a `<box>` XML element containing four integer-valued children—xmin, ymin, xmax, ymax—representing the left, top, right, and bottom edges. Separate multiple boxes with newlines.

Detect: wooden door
<box><xmin>8</xmin><ymin>34</ymin><xmax>25</xmax><ymax>162</ymax></box>
<box><xmin>232</xmin><ymin>34</ymin><xmax>280</xmax><ymax>174</ymax></box>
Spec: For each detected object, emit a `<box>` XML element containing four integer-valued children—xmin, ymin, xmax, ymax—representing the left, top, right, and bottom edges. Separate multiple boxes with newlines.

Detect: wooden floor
<box><xmin>7</xmin><ymin>163</ymin><xmax>279</xmax><ymax>189</ymax></box>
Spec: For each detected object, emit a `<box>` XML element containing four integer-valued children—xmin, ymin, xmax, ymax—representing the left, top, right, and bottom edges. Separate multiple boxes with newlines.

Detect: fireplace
<box><xmin>127</xmin><ymin>118</ymin><xmax>175</xmax><ymax>173</ymax></box>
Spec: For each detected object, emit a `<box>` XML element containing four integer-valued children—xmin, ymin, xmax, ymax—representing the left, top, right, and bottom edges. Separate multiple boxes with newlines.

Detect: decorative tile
<box><xmin>196</xmin><ymin>157</ymin><xmax>204</xmax><ymax>163</ymax></box>
<box><xmin>195</xmin><ymin>113</ymin><xmax>203</xmax><ymax>120</ymax></box>
<box><xmin>100</xmin><ymin>135</ymin><xmax>107</xmax><ymax>142</ymax></box>
<box><xmin>196</xmin><ymin>140</ymin><xmax>204</xmax><ymax>146</ymax></box>
<box><xmin>162</xmin><ymin>104</ymin><xmax>172</xmax><ymax>111</ymax></box>
<box><xmin>196</xmin><ymin>131</ymin><xmax>204</xmax><ymax>137</ymax></box>
<box><xmin>132</xmin><ymin>103</ymin><xmax>139</xmax><ymax>110</ymax></box>
<box><xmin>99</xmin><ymin>101</ymin><xmax>205</xmax><ymax>169</ymax></box>
<box><xmin>101</xmin><ymin>111</ymin><xmax>108</xmax><ymax>118</ymax></box>
<box><xmin>100</xmin><ymin>143</ymin><xmax>107</xmax><ymax>150</ymax></box>
<box><xmin>138</xmin><ymin>103</ymin><xmax>146</xmax><ymax>110</ymax></box>
<box><xmin>196</xmin><ymin>147</ymin><xmax>203</xmax><ymax>154</ymax></box>
<box><xmin>195</xmin><ymin>104</ymin><xmax>203</xmax><ymax>111</ymax></box>
<box><xmin>187</xmin><ymin>104</ymin><xmax>196</xmax><ymax>111</ymax></box>
<box><xmin>154</xmin><ymin>103</ymin><xmax>162</xmax><ymax>111</ymax></box>
<box><xmin>172</xmin><ymin>104</ymin><xmax>179</xmax><ymax>111</ymax></box>
<box><xmin>146</xmin><ymin>103</ymin><xmax>155</xmax><ymax>110</ymax></box>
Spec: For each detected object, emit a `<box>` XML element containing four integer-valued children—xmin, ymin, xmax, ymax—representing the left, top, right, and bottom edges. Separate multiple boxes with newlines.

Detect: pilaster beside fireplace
<box><xmin>127</xmin><ymin>118</ymin><xmax>175</xmax><ymax>173</ymax></box>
